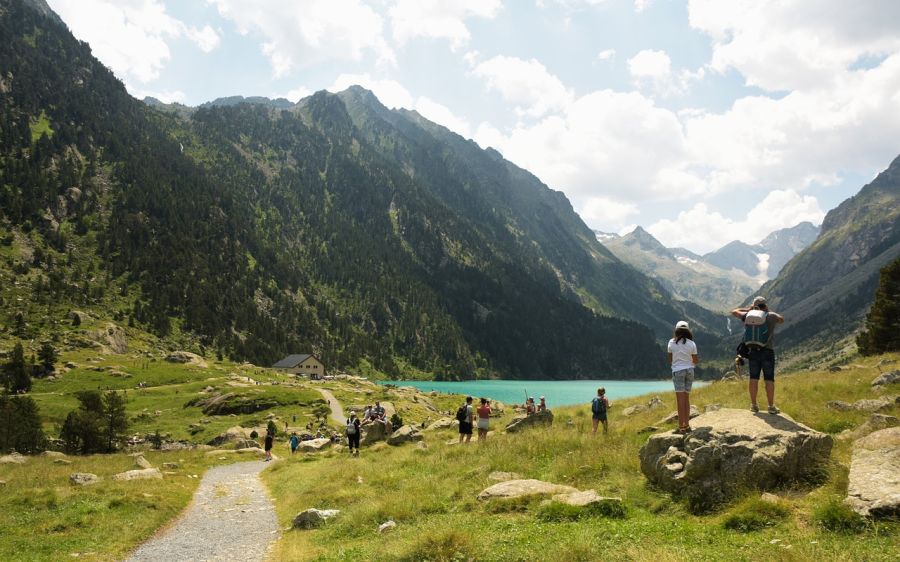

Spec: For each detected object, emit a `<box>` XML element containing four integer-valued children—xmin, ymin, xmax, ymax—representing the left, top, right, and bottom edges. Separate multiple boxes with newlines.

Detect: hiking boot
<box><xmin>750</xmin><ymin>404</ymin><xmax>759</xmax><ymax>413</ymax></box>
<box><xmin>767</xmin><ymin>405</ymin><xmax>780</xmax><ymax>415</ymax></box>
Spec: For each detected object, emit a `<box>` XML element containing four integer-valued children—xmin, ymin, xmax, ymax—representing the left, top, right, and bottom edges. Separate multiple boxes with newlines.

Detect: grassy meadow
<box><xmin>262</xmin><ymin>353</ymin><xmax>900</xmax><ymax>561</ymax></box>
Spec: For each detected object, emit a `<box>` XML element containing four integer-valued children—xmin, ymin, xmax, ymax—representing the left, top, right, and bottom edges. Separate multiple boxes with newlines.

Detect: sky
<box><xmin>45</xmin><ymin>0</ymin><xmax>900</xmax><ymax>254</ymax></box>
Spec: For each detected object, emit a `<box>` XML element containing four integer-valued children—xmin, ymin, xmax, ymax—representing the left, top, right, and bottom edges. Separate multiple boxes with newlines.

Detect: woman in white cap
<box><xmin>667</xmin><ymin>320</ymin><xmax>699</xmax><ymax>434</ymax></box>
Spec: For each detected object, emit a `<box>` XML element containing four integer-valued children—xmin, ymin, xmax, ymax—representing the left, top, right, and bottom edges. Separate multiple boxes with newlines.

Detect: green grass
<box><xmin>0</xmin><ymin>450</ymin><xmax>237</xmax><ymax>561</ymax></box>
<box><xmin>262</xmin><ymin>353</ymin><xmax>900</xmax><ymax>561</ymax></box>
<box><xmin>30</xmin><ymin>110</ymin><xmax>54</xmax><ymax>142</ymax></box>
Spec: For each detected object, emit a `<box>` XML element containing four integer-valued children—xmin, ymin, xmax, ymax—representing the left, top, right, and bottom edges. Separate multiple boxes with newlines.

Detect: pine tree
<box><xmin>857</xmin><ymin>258</ymin><xmax>900</xmax><ymax>355</ymax></box>
<box><xmin>102</xmin><ymin>391</ymin><xmax>128</xmax><ymax>453</ymax></box>
<box><xmin>37</xmin><ymin>341</ymin><xmax>57</xmax><ymax>374</ymax></box>
<box><xmin>3</xmin><ymin>342</ymin><xmax>31</xmax><ymax>393</ymax></box>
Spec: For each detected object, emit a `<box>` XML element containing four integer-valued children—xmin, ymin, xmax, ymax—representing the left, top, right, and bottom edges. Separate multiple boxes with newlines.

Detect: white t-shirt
<box><xmin>667</xmin><ymin>338</ymin><xmax>698</xmax><ymax>372</ymax></box>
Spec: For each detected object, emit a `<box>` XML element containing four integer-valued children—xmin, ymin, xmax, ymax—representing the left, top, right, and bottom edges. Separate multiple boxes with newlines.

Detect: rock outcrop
<box><xmin>297</xmin><ymin>438</ymin><xmax>331</xmax><ymax>452</ymax></box>
<box><xmin>292</xmin><ymin>508</ymin><xmax>340</xmax><ymax>529</ymax></box>
<box><xmin>70</xmin><ymin>473</ymin><xmax>100</xmax><ymax>486</ymax></box>
<box><xmin>477</xmin><ymin>479</ymin><xmax>577</xmax><ymax>501</ymax></box>
<box><xmin>838</xmin><ymin>414</ymin><xmax>899</xmax><ymax>441</ymax></box>
<box><xmin>845</xmin><ymin>427</ymin><xmax>900</xmax><ymax>518</ymax></box>
<box><xmin>0</xmin><ymin>452</ymin><xmax>26</xmax><ymax>464</ymax></box>
<box><xmin>639</xmin><ymin>408</ymin><xmax>832</xmax><ymax>511</ymax></box>
<box><xmin>361</xmin><ymin>421</ymin><xmax>392</xmax><ymax>445</ymax></box>
<box><xmin>872</xmin><ymin>370</ymin><xmax>900</xmax><ymax>387</ymax></box>
<box><xmin>505</xmin><ymin>410</ymin><xmax>553</xmax><ymax>433</ymax></box>
<box><xmin>387</xmin><ymin>425</ymin><xmax>423</xmax><ymax>446</ymax></box>
<box><xmin>165</xmin><ymin>351</ymin><xmax>207</xmax><ymax>367</ymax></box>
<box><xmin>425</xmin><ymin>418</ymin><xmax>457</xmax><ymax>431</ymax></box>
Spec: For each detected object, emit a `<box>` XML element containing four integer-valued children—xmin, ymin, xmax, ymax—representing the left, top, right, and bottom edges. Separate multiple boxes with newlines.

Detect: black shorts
<box><xmin>748</xmin><ymin>347</ymin><xmax>776</xmax><ymax>381</ymax></box>
<box><xmin>459</xmin><ymin>421</ymin><xmax>473</xmax><ymax>435</ymax></box>
<box><xmin>593</xmin><ymin>414</ymin><xmax>607</xmax><ymax>422</ymax></box>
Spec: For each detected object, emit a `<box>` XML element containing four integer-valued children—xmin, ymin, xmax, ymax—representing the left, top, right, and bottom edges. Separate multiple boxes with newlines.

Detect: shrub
<box><xmin>723</xmin><ymin>498</ymin><xmax>791</xmax><ymax>532</ymax></box>
<box><xmin>0</xmin><ymin>394</ymin><xmax>46</xmax><ymax>453</ymax></box>
<box><xmin>813</xmin><ymin>499</ymin><xmax>867</xmax><ymax>533</ymax></box>
<box><xmin>400</xmin><ymin>529</ymin><xmax>472</xmax><ymax>562</ymax></box>
<box><xmin>820</xmin><ymin>419</ymin><xmax>856</xmax><ymax>434</ymax></box>
<box><xmin>537</xmin><ymin>499</ymin><xmax>627</xmax><ymax>522</ymax></box>
<box><xmin>250</xmin><ymin>430</ymin><xmax>259</xmax><ymax>439</ymax></box>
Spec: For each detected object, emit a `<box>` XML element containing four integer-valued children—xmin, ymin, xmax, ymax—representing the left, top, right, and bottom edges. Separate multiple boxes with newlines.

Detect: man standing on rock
<box><xmin>732</xmin><ymin>296</ymin><xmax>785</xmax><ymax>414</ymax></box>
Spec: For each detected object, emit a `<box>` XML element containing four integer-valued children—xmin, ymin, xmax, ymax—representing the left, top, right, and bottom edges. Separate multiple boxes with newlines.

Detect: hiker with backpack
<box><xmin>732</xmin><ymin>296</ymin><xmax>785</xmax><ymax>415</ymax></box>
<box><xmin>668</xmin><ymin>320</ymin><xmax>699</xmax><ymax>434</ymax></box>
<box><xmin>346</xmin><ymin>411</ymin><xmax>361</xmax><ymax>456</ymax></box>
<box><xmin>457</xmin><ymin>396</ymin><xmax>474</xmax><ymax>443</ymax></box>
<box><xmin>591</xmin><ymin>387</ymin><xmax>609</xmax><ymax>435</ymax></box>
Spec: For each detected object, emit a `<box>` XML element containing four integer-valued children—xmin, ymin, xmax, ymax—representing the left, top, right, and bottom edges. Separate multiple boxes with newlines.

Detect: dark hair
<box><xmin>480</xmin><ymin>397</ymin><xmax>488</xmax><ymax>405</ymax></box>
<box><xmin>598</xmin><ymin>387</ymin><xmax>605</xmax><ymax>395</ymax></box>
<box><xmin>466</xmin><ymin>396</ymin><xmax>473</xmax><ymax>403</ymax></box>
<box><xmin>673</xmin><ymin>327</ymin><xmax>693</xmax><ymax>344</ymax></box>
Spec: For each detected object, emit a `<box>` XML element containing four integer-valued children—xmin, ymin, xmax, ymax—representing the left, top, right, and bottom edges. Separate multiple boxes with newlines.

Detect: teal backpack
<box><xmin>743</xmin><ymin>311</ymin><xmax>770</xmax><ymax>347</ymax></box>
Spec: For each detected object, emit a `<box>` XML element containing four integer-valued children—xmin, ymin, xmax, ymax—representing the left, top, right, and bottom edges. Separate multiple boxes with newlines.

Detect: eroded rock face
<box><xmin>872</xmin><ymin>370</ymin><xmax>900</xmax><ymax>387</ymax></box>
<box><xmin>505</xmin><ymin>410</ymin><xmax>553</xmax><ymax>433</ymax></box>
<box><xmin>845</xmin><ymin>427</ymin><xmax>900</xmax><ymax>518</ymax></box>
<box><xmin>639</xmin><ymin>408</ymin><xmax>832</xmax><ymax>512</ymax></box>
<box><xmin>361</xmin><ymin>421</ymin><xmax>391</xmax><ymax>445</ymax></box>
<box><xmin>292</xmin><ymin>508</ymin><xmax>340</xmax><ymax>529</ymax></box>
<box><xmin>477</xmin><ymin>479</ymin><xmax>577</xmax><ymax>501</ymax></box>
<box><xmin>387</xmin><ymin>425</ymin><xmax>423</xmax><ymax>446</ymax></box>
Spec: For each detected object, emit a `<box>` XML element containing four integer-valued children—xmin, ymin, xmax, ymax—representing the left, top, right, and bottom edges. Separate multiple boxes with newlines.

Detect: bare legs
<box><xmin>748</xmin><ymin>379</ymin><xmax>775</xmax><ymax>409</ymax></box>
<box><xmin>675</xmin><ymin>391</ymin><xmax>691</xmax><ymax>430</ymax></box>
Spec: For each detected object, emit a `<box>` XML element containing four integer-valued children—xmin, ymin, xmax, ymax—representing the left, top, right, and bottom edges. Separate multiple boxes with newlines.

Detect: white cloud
<box><xmin>389</xmin><ymin>0</ymin><xmax>501</xmax><ymax>50</ymax></box>
<box><xmin>48</xmin><ymin>0</ymin><xmax>220</xmax><ymax>84</ymax></box>
<box><xmin>580</xmin><ymin>196</ymin><xmax>638</xmax><ymax>229</ymax></box>
<box><xmin>209</xmin><ymin>0</ymin><xmax>394</xmax><ymax>77</ymax></box>
<box><xmin>628</xmin><ymin>49</ymin><xmax>671</xmax><ymax>79</ymax></box>
<box><xmin>472</xmin><ymin>55</ymin><xmax>574</xmax><ymax>117</ymax></box>
<box><xmin>689</xmin><ymin>0</ymin><xmax>900</xmax><ymax>91</ymax></box>
<box><xmin>646</xmin><ymin>190</ymin><xmax>825</xmax><ymax>254</ymax></box>
<box><xmin>596</xmin><ymin>49</ymin><xmax>616</xmax><ymax>61</ymax></box>
<box><xmin>634</xmin><ymin>0</ymin><xmax>652</xmax><ymax>12</ymax></box>
<box><xmin>185</xmin><ymin>24</ymin><xmax>221</xmax><ymax>53</ymax></box>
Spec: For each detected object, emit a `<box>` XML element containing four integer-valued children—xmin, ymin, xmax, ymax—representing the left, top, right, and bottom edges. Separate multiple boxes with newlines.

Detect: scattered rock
<box><xmin>872</xmin><ymin>370</ymin><xmax>900</xmax><ymax>387</ymax></box>
<box><xmin>298</xmin><ymin>438</ymin><xmax>331</xmax><ymax>452</ymax></box>
<box><xmin>639</xmin><ymin>408</ymin><xmax>833</xmax><ymax>512</ymax></box>
<box><xmin>828</xmin><ymin>365</ymin><xmax>843</xmax><ymax>372</ymax></box>
<box><xmin>505</xmin><ymin>410</ymin><xmax>554</xmax><ymax>433</ymax></box>
<box><xmin>852</xmin><ymin>396</ymin><xmax>899</xmax><ymax>412</ymax></box>
<box><xmin>0</xmin><ymin>452</ymin><xmax>26</xmax><ymax>464</ymax></box>
<box><xmin>387</xmin><ymin>425</ymin><xmax>423</xmax><ymax>446</ymax></box>
<box><xmin>134</xmin><ymin>455</ymin><xmax>153</xmax><ymax>469</ymax></box>
<box><xmin>112</xmin><ymin>468</ymin><xmax>163</xmax><ymax>481</ymax></box>
<box><xmin>378</xmin><ymin>520</ymin><xmax>397</xmax><ymax>534</ymax></box>
<box><xmin>622</xmin><ymin>404</ymin><xmax>647</xmax><ymax>417</ymax></box>
<box><xmin>760</xmin><ymin>492</ymin><xmax>781</xmax><ymax>504</ymax></box>
<box><xmin>292</xmin><ymin>508</ymin><xmax>340</xmax><ymax>529</ymax></box>
<box><xmin>488</xmin><ymin>471</ymin><xmax>523</xmax><ymax>482</ymax></box>
<box><xmin>64</xmin><ymin>361</ymin><xmax>77</xmax><ymax>369</ymax></box>
<box><xmin>41</xmin><ymin>451</ymin><xmax>66</xmax><ymax>458</ymax></box>
<box><xmin>415</xmin><ymin>441</ymin><xmax>428</xmax><ymax>451</ymax></box>
<box><xmin>165</xmin><ymin>351</ymin><xmax>208</xmax><ymax>367</ymax></box>
<box><xmin>703</xmin><ymin>404</ymin><xmax>722</xmax><ymax>413</ymax></box>
<box><xmin>647</xmin><ymin>396</ymin><xmax>665</xmax><ymax>410</ymax></box>
<box><xmin>826</xmin><ymin>400</ymin><xmax>854</xmax><ymax>411</ymax></box>
<box><xmin>656</xmin><ymin>406</ymin><xmax>700</xmax><ymax>425</ymax></box>
<box><xmin>425</xmin><ymin>418</ymin><xmax>457</xmax><ymax>431</ymax></box>
<box><xmin>551</xmin><ymin>489</ymin><xmax>623</xmax><ymax>510</ymax></box>
<box><xmin>845</xmin><ymin>427</ymin><xmax>900</xmax><ymax>518</ymax></box>
<box><xmin>0</xmin><ymin>480</ymin><xmax>5</xmax><ymax>486</ymax></box>
<box><xmin>207</xmin><ymin>426</ymin><xmax>253</xmax><ymax>446</ymax></box>
<box><xmin>70</xmin><ymin>473</ymin><xmax>100</xmax><ymax>486</ymax></box>
<box><xmin>233</xmin><ymin>439</ymin><xmax>259</xmax><ymax>450</ymax></box>
<box><xmin>839</xmin><ymin>414</ymin><xmax>900</xmax><ymax>442</ymax></box>
<box><xmin>53</xmin><ymin>459</ymin><xmax>73</xmax><ymax>465</ymax></box>
<box><xmin>477</xmin><ymin>479</ymin><xmax>578</xmax><ymax>501</ymax></box>
<box><xmin>637</xmin><ymin>426</ymin><xmax>659</xmax><ymax>434</ymax></box>
<box><xmin>162</xmin><ymin>462</ymin><xmax>180</xmax><ymax>469</ymax></box>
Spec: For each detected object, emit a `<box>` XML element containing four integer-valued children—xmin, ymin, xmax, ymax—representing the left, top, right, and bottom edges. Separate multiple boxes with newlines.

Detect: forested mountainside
<box><xmin>604</xmin><ymin>227</ymin><xmax>758</xmax><ymax>312</ymax></box>
<box><xmin>757</xmin><ymin>155</ymin><xmax>900</xmax><ymax>357</ymax></box>
<box><xmin>1</xmin><ymin>0</ymin><xmax>730</xmax><ymax>379</ymax></box>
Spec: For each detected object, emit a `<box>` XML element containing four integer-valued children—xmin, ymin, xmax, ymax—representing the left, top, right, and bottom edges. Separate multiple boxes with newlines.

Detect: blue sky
<box><xmin>46</xmin><ymin>0</ymin><xmax>900</xmax><ymax>253</ymax></box>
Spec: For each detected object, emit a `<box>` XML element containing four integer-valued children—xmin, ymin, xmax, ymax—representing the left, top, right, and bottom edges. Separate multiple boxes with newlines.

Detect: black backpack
<box><xmin>455</xmin><ymin>404</ymin><xmax>468</xmax><ymax>422</ymax></box>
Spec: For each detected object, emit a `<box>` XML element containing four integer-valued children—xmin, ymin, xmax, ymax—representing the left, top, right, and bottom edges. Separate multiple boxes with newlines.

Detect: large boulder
<box><xmin>361</xmin><ymin>421</ymin><xmax>392</xmax><ymax>445</ymax></box>
<box><xmin>845</xmin><ymin>427</ymin><xmax>900</xmax><ymax>518</ymax></box>
<box><xmin>425</xmin><ymin>418</ymin><xmax>457</xmax><ymax>431</ymax></box>
<box><xmin>505</xmin><ymin>410</ymin><xmax>554</xmax><ymax>433</ymax></box>
<box><xmin>233</xmin><ymin>439</ymin><xmax>259</xmax><ymax>450</ymax></box>
<box><xmin>550</xmin><ymin>490</ymin><xmax>624</xmax><ymax>512</ymax></box>
<box><xmin>622</xmin><ymin>405</ymin><xmax>647</xmax><ymax>417</ymax></box>
<box><xmin>872</xmin><ymin>370</ymin><xmax>900</xmax><ymax>387</ymax></box>
<box><xmin>206</xmin><ymin>426</ymin><xmax>252</xmax><ymax>446</ymax></box>
<box><xmin>639</xmin><ymin>408</ymin><xmax>832</xmax><ymax>512</ymax></box>
<box><xmin>838</xmin><ymin>414</ymin><xmax>899</xmax><ymax>441</ymax></box>
<box><xmin>133</xmin><ymin>454</ymin><xmax>153</xmax><ymax>469</ymax></box>
<box><xmin>656</xmin><ymin>406</ymin><xmax>700</xmax><ymax>425</ymax></box>
<box><xmin>70</xmin><ymin>473</ymin><xmax>100</xmax><ymax>486</ymax></box>
<box><xmin>292</xmin><ymin>508</ymin><xmax>340</xmax><ymax>529</ymax></box>
<box><xmin>477</xmin><ymin>479</ymin><xmax>577</xmax><ymax>501</ymax></box>
<box><xmin>387</xmin><ymin>425</ymin><xmax>423</xmax><ymax>446</ymax></box>
<box><xmin>297</xmin><ymin>438</ymin><xmax>331</xmax><ymax>452</ymax></box>
<box><xmin>852</xmin><ymin>396</ymin><xmax>899</xmax><ymax>412</ymax></box>
<box><xmin>0</xmin><ymin>452</ymin><xmax>26</xmax><ymax>464</ymax></box>
<box><xmin>165</xmin><ymin>351</ymin><xmax>207</xmax><ymax>368</ymax></box>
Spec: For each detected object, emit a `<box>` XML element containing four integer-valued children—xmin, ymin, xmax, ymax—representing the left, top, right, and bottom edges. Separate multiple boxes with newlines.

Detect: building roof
<box><xmin>272</xmin><ymin>354</ymin><xmax>314</xmax><ymax>368</ymax></box>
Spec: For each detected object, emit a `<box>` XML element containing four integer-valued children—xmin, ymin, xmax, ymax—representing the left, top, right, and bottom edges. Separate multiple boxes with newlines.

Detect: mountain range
<box><xmin>599</xmin><ymin>223</ymin><xmax>820</xmax><ymax>312</ymax></box>
<box><xmin>0</xmin><ymin>0</ymin><xmax>731</xmax><ymax>380</ymax></box>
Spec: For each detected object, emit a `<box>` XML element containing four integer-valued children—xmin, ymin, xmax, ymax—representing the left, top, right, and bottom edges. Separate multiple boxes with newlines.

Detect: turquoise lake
<box><xmin>377</xmin><ymin>379</ymin><xmax>699</xmax><ymax>409</ymax></box>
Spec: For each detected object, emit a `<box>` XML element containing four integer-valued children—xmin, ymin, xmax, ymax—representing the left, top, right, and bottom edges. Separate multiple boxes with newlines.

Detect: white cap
<box><xmin>675</xmin><ymin>320</ymin><xmax>689</xmax><ymax>330</ymax></box>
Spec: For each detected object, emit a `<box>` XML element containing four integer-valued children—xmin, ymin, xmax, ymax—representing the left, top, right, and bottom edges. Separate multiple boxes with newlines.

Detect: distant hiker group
<box><xmin>592</xmin><ymin>295</ymin><xmax>784</xmax><ymax>435</ymax></box>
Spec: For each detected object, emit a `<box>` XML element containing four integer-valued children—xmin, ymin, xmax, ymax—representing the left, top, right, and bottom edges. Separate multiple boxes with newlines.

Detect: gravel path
<box><xmin>126</xmin><ymin>461</ymin><xmax>278</xmax><ymax>562</ymax></box>
<box><xmin>317</xmin><ymin>388</ymin><xmax>346</xmax><ymax>424</ymax></box>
